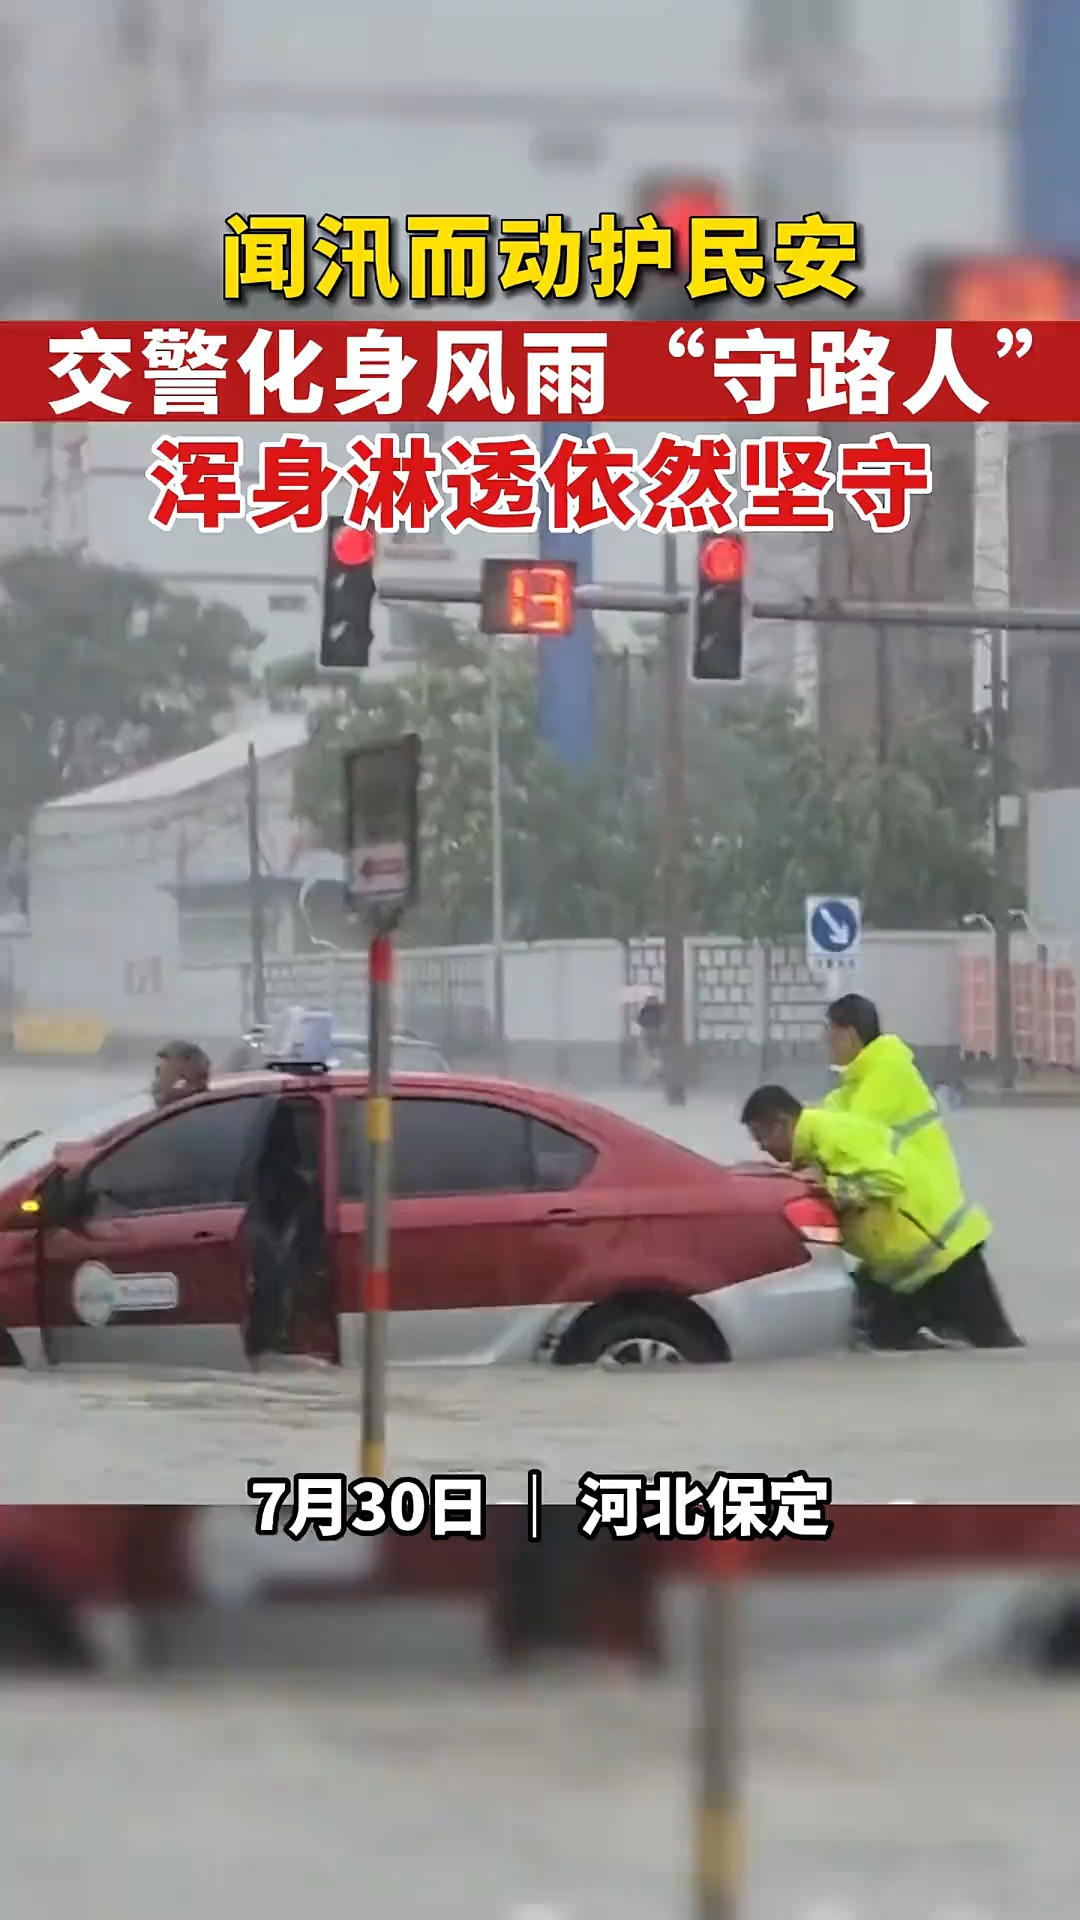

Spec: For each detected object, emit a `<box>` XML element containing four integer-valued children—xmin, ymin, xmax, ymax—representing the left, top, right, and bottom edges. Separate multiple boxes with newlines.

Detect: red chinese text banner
<box><xmin>2</xmin><ymin>319</ymin><xmax>1071</xmax><ymax>424</ymax></box>
<box><xmin>147</xmin><ymin>430</ymin><xmax>933</xmax><ymax>538</ymax></box>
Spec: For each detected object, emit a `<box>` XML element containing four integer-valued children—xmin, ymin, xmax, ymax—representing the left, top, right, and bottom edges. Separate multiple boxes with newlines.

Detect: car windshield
<box><xmin>393</xmin><ymin>1042</ymin><xmax>449</xmax><ymax>1072</ymax></box>
<box><xmin>0</xmin><ymin>1087</ymin><xmax>158</xmax><ymax>1189</ymax></box>
<box><xmin>331</xmin><ymin>1038</ymin><xmax>448</xmax><ymax>1072</ymax></box>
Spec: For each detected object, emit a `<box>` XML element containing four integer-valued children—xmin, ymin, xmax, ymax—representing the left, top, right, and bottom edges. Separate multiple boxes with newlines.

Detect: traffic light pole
<box><xmin>488</xmin><ymin>646</ymin><xmax>508</xmax><ymax>1069</ymax></box>
<box><xmin>659</xmin><ymin>533</ymin><xmax>689</xmax><ymax>1106</ymax></box>
<box><xmin>379</xmin><ymin>577</ymin><xmax>1080</xmax><ymax>629</ymax></box>
<box><xmin>362</xmin><ymin>928</ymin><xmax>393</xmax><ymax>1480</ymax></box>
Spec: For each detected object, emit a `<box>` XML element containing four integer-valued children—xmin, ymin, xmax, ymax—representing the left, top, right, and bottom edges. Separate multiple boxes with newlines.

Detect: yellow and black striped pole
<box><xmin>360</xmin><ymin>928</ymin><xmax>394</xmax><ymax>1480</ymax></box>
<box><xmin>693</xmin><ymin>1556</ymin><xmax>743</xmax><ymax>1919</ymax></box>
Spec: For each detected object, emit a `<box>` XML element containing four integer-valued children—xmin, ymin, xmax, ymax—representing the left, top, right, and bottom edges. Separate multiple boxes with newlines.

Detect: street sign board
<box><xmin>805</xmin><ymin>894</ymin><xmax>862</xmax><ymax>970</ymax></box>
<box><xmin>343</xmin><ymin>734</ymin><xmax>421</xmax><ymax>930</ymax></box>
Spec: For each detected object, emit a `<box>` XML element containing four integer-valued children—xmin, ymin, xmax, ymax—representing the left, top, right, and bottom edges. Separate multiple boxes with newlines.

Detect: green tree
<box><xmin>0</xmin><ymin>548</ymin><xmax>259</xmax><ymax>840</ymax></box>
<box><xmin>861</xmin><ymin>721</ymin><xmax>995</xmax><ymax>927</ymax></box>
<box><xmin>290</xmin><ymin>621</ymin><xmax>995</xmax><ymax>946</ymax></box>
<box><xmin>690</xmin><ymin>693</ymin><xmax>995</xmax><ymax>936</ymax></box>
<box><xmin>289</xmin><ymin>616</ymin><xmax>664</xmax><ymax>947</ymax></box>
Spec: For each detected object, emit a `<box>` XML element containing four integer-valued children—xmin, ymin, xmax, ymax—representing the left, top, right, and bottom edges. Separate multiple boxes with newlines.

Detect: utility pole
<box><xmin>989</xmin><ymin>629</ymin><xmax>1016</xmax><ymax>1091</ymax></box>
<box><xmin>873</xmin><ymin>618</ymin><xmax>893</xmax><ymax>886</ymax></box>
<box><xmin>694</xmin><ymin>1571</ymin><xmax>742</xmax><ymax>1920</ymax></box>
<box><xmin>660</xmin><ymin>531</ymin><xmax>688</xmax><ymax>1106</ymax></box>
<box><xmin>245</xmin><ymin>742</ymin><xmax>267</xmax><ymax>1027</ymax></box>
<box><xmin>972</xmin><ymin>421</ymin><xmax>1017</xmax><ymax>1093</ymax></box>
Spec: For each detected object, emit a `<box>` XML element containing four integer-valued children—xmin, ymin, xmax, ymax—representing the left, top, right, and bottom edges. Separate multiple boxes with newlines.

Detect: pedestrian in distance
<box><xmin>152</xmin><ymin>1039</ymin><xmax>211</xmax><ymax>1110</ymax></box>
<box><xmin>740</xmin><ymin>1083</ymin><xmax>1024</xmax><ymax>1352</ymax></box>
<box><xmin>635</xmin><ymin>993</ymin><xmax>665</xmax><ymax>1083</ymax></box>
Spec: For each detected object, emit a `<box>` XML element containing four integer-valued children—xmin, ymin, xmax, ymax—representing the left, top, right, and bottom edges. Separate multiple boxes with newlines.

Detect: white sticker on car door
<box><xmin>72</xmin><ymin>1261</ymin><xmax>180</xmax><ymax>1327</ymax></box>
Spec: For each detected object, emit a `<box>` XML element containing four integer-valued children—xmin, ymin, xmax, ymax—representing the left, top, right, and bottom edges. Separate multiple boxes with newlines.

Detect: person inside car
<box><xmin>152</xmin><ymin>1040</ymin><xmax>211</xmax><ymax>1110</ymax></box>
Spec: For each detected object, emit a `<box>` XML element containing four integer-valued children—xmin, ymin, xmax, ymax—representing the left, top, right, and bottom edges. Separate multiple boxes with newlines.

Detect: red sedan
<box><xmin>0</xmin><ymin>1068</ymin><xmax>850</xmax><ymax>1371</ymax></box>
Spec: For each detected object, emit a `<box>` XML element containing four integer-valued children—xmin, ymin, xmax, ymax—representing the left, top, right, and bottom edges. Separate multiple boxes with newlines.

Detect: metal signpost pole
<box><xmin>245</xmin><ymin>742</ymin><xmax>267</xmax><ymax>1027</ymax></box>
<box><xmin>343</xmin><ymin>736</ymin><xmax>421</xmax><ymax>1480</ymax></box>
<box><xmin>660</xmin><ymin>531</ymin><xmax>688</xmax><ymax>1106</ymax></box>
<box><xmin>694</xmin><ymin>1565</ymin><xmax>743</xmax><ymax>1920</ymax></box>
<box><xmin>362</xmin><ymin>924</ymin><xmax>393</xmax><ymax>1479</ymax></box>
<box><xmin>489</xmin><ymin>645</ymin><xmax>508</xmax><ymax>1070</ymax></box>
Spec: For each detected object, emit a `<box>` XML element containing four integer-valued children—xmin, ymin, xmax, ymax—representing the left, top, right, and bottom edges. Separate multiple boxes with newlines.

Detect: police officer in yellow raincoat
<box><xmin>740</xmin><ymin>1084</ymin><xmax>1023</xmax><ymax>1350</ymax></box>
<box><xmin>822</xmin><ymin>993</ymin><xmax>959</xmax><ymax>1176</ymax></box>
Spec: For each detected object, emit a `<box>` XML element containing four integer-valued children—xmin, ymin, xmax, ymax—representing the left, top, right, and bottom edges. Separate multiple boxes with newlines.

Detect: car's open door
<box><xmin>38</xmin><ymin>1090</ymin><xmax>279</xmax><ymax>1368</ymax></box>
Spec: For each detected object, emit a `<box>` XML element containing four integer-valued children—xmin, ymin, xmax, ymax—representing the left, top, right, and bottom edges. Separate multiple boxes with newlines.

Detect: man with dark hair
<box><xmin>826</xmin><ymin>991</ymin><xmax>881</xmax><ymax>1056</ymax></box>
<box><xmin>152</xmin><ymin>1039</ymin><xmax>211</xmax><ymax>1110</ymax></box>
<box><xmin>740</xmin><ymin>1084</ymin><xmax>1023</xmax><ymax>1350</ymax></box>
<box><xmin>823</xmin><ymin>993</ymin><xmax>951</xmax><ymax>1169</ymax></box>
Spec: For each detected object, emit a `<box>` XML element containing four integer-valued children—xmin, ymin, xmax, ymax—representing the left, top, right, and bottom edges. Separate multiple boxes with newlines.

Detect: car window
<box><xmin>335</xmin><ymin>1099</ymin><xmax>595</xmax><ymax>1199</ymax></box>
<box><xmin>393</xmin><ymin>1042</ymin><xmax>448</xmax><ymax>1073</ymax></box>
<box><xmin>85</xmin><ymin>1095</ymin><xmax>270</xmax><ymax>1217</ymax></box>
<box><xmin>393</xmin><ymin>1099</ymin><xmax>531</xmax><ymax>1196</ymax></box>
<box><xmin>331</xmin><ymin>1047</ymin><xmax>368</xmax><ymax>1070</ymax></box>
<box><xmin>329</xmin><ymin>1040</ymin><xmax>447</xmax><ymax>1073</ymax></box>
<box><xmin>531</xmin><ymin>1119</ymin><xmax>597</xmax><ymax>1192</ymax></box>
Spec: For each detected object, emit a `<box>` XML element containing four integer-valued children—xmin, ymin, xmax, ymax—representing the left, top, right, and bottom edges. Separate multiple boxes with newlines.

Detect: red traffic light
<box><xmin>332</xmin><ymin>525</ymin><xmax>376</xmax><ymax>567</ymax></box>
<box><xmin>929</xmin><ymin>254</ymin><xmax>1075</xmax><ymax>322</ymax></box>
<box><xmin>479</xmin><ymin>558</ymin><xmax>577</xmax><ymax>637</ymax></box>
<box><xmin>699</xmin><ymin>534</ymin><xmax>745</xmax><ymax>586</ymax></box>
<box><xmin>637</xmin><ymin>175</ymin><xmax>729</xmax><ymax>270</ymax></box>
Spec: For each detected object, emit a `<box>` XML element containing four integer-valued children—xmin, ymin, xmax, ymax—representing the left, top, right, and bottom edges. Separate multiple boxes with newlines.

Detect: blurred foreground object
<box><xmin>912</xmin><ymin>251</ymin><xmax>1080</xmax><ymax>320</ymax></box>
<box><xmin>8</xmin><ymin>1505</ymin><xmax>1080</xmax><ymax>1677</ymax></box>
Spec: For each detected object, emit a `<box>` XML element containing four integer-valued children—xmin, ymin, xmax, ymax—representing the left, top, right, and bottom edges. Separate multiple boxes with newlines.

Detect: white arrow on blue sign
<box><xmin>805</xmin><ymin>894</ymin><xmax>862</xmax><ymax>968</ymax></box>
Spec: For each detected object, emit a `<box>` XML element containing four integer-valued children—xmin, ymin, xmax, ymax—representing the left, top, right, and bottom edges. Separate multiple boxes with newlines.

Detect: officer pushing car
<box><xmin>740</xmin><ymin>994</ymin><xmax>1023</xmax><ymax>1352</ymax></box>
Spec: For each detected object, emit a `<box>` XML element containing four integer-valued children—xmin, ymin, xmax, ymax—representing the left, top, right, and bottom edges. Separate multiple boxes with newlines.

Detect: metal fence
<box><xmin>255</xmin><ymin>947</ymin><xmax>492</xmax><ymax>1055</ymax></box>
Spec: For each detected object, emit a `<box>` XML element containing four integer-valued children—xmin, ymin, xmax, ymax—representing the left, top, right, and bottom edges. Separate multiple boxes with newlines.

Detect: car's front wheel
<box><xmin>555</xmin><ymin>1301</ymin><xmax>727</xmax><ymax>1368</ymax></box>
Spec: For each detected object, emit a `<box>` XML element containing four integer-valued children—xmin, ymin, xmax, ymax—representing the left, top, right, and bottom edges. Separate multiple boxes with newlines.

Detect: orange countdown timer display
<box><xmin>479</xmin><ymin>558</ymin><xmax>578</xmax><ymax>637</ymax></box>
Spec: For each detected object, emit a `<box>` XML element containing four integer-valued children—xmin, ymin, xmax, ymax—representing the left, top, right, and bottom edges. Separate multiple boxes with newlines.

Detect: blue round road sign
<box><xmin>808</xmin><ymin>897</ymin><xmax>860</xmax><ymax>956</ymax></box>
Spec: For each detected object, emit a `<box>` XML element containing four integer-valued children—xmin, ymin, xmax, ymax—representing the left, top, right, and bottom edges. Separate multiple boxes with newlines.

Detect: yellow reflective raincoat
<box><xmin>791</xmin><ymin>1105</ymin><xmax>990</xmax><ymax>1294</ymax></box>
<box><xmin>821</xmin><ymin>1033</ymin><xmax>966</xmax><ymax>1191</ymax></box>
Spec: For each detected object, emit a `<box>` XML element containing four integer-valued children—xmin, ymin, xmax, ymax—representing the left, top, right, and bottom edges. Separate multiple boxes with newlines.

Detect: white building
<box><xmin>24</xmin><ymin>713</ymin><xmax>310</xmax><ymax>1045</ymax></box>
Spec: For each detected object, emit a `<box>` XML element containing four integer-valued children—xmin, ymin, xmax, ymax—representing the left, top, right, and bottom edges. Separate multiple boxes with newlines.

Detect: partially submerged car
<box><xmin>0</xmin><ymin>1065</ymin><xmax>851</xmax><ymax>1372</ymax></box>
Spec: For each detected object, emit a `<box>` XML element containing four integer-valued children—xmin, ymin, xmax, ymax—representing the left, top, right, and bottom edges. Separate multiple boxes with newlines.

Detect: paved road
<box><xmin>8</xmin><ymin>1344</ymin><xmax>1080</xmax><ymax>1502</ymax></box>
<box><xmin>3</xmin><ymin>1069</ymin><xmax>1080</xmax><ymax>1503</ymax></box>
<box><xmin>3</xmin><ymin>1673</ymin><xmax>1077</xmax><ymax>1918</ymax></box>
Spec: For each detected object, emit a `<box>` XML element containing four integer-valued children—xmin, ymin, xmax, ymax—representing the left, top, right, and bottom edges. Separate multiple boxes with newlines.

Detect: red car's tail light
<box><xmin>783</xmin><ymin>1193</ymin><xmax>841</xmax><ymax>1246</ymax></box>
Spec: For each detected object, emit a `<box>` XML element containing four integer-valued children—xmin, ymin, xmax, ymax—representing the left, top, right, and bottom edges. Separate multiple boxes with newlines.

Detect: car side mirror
<box><xmin>32</xmin><ymin>1162</ymin><xmax>91</xmax><ymax>1230</ymax></box>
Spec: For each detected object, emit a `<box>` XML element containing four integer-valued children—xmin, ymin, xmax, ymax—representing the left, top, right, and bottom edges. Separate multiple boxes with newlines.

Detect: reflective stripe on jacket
<box><xmin>820</xmin><ymin>1032</ymin><xmax>977</xmax><ymax>1210</ymax></box>
<box><xmin>792</xmin><ymin>1105</ymin><xmax>989</xmax><ymax>1293</ymax></box>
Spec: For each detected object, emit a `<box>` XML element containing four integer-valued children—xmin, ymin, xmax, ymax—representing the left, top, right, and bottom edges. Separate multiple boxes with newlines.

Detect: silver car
<box><xmin>327</xmin><ymin>1031</ymin><xmax>451</xmax><ymax>1074</ymax></box>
